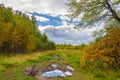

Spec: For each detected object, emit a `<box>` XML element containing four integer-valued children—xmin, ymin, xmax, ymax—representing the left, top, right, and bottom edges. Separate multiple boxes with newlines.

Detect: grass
<box><xmin>0</xmin><ymin>50</ymin><xmax>120</xmax><ymax>80</ymax></box>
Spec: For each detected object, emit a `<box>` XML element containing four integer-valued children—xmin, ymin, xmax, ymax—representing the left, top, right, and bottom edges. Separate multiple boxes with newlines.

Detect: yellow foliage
<box><xmin>26</xmin><ymin>35</ymin><xmax>36</xmax><ymax>52</ymax></box>
<box><xmin>82</xmin><ymin>27</ymin><xmax>120</xmax><ymax>68</ymax></box>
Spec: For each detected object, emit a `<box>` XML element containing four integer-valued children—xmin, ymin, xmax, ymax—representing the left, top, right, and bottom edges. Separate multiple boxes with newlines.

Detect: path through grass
<box><xmin>0</xmin><ymin>50</ymin><xmax>120</xmax><ymax>80</ymax></box>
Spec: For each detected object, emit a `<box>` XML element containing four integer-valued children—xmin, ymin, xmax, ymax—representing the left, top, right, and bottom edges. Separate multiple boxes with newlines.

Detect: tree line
<box><xmin>56</xmin><ymin>44</ymin><xmax>86</xmax><ymax>50</ymax></box>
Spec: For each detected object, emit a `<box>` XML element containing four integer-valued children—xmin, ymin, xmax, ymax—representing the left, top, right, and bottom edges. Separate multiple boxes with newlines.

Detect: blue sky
<box><xmin>31</xmin><ymin>12</ymin><xmax>63</xmax><ymax>27</ymax></box>
<box><xmin>28</xmin><ymin>11</ymin><xmax>80</xmax><ymax>27</ymax></box>
<box><xmin>0</xmin><ymin>0</ymin><xmax>104</xmax><ymax>45</ymax></box>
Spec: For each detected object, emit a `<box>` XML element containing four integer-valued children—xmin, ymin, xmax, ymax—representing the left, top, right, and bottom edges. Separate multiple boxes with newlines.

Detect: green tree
<box><xmin>67</xmin><ymin>0</ymin><xmax>120</xmax><ymax>27</ymax></box>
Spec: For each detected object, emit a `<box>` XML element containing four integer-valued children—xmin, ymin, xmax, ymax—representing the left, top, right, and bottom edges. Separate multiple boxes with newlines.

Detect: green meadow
<box><xmin>0</xmin><ymin>50</ymin><xmax>120</xmax><ymax>80</ymax></box>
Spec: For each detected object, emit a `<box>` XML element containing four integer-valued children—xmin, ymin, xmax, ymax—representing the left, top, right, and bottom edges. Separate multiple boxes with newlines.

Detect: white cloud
<box><xmin>37</xmin><ymin>21</ymin><xmax>105</xmax><ymax>45</ymax></box>
<box><xmin>72</xmin><ymin>12</ymin><xmax>84</xmax><ymax>22</ymax></box>
<box><xmin>38</xmin><ymin>25</ymin><xmax>96</xmax><ymax>45</ymax></box>
<box><xmin>0</xmin><ymin>0</ymin><xmax>68</xmax><ymax>15</ymax></box>
<box><xmin>35</xmin><ymin>16</ymin><xmax>49</xmax><ymax>22</ymax></box>
<box><xmin>60</xmin><ymin>15</ymin><xmax>70</xmax><ymax>20</ymax></box>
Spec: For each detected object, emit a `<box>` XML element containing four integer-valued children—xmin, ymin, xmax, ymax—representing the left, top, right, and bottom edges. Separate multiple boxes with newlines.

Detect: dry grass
<box><xmin>0</xmin><ymin>52</ymin><xmax>41</xmax><ymax>64</ymax></box>
<box><xmin>0</xmin><ymin>50</ymin><xmax>56</xmax><ymax>70</ymax></box>
<box><xmin>0</xmin><ymin>52</ymin><xmax>46</xmax><ymax>71</ymax></box>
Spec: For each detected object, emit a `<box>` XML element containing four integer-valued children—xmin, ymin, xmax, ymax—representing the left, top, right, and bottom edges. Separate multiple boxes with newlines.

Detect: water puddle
<box><xmin>41</xmin><ymin>63</ymin><xmax>74</xmax><ymax>77</ymax></box>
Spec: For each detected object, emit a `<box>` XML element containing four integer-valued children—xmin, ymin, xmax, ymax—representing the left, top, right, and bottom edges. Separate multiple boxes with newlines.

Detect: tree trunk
<box><xmin>105</xmin><ymin>2</ymin><xmax>120</xmax><ymax>22</ymax></box>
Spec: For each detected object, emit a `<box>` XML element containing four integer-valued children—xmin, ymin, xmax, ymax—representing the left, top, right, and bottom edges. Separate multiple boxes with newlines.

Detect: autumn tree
<box><xmin>82</xmin><ymin>27</ymin><xmax>120</xmax><ymax>68</ymax></box>
<box><xmin>0</xmin><ymin>4</ymin><xmax>55</xmax><ymax>54</ymax></box>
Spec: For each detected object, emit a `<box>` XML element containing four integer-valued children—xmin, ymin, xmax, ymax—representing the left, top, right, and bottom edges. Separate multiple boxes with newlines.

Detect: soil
<box><xmin>24</xmin><ymin>62</ymin><xmax>75</xmax><ymax>80</ymax></box>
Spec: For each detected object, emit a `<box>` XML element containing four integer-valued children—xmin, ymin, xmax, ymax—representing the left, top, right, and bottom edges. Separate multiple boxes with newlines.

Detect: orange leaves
<box><xmin>82</xmin><ymin>27</ymin><xmax>120</xmax><ymax>68</ymax></box>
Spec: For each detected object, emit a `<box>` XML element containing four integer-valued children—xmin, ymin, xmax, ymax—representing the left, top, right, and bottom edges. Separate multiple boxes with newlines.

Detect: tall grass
<box><xmin>0</xmin><ymin>52</ymin><xmax>43</xmax><ymax>71</ymax></box>
<box><xmin>0</xmin><ymin>50</ymin><xmax>59</xmax><ymax>70</ymax></box>
<box><xmin>0</xmin><ymin>52</ymin><xmax>41</xmax><ymax>64</ymax></box>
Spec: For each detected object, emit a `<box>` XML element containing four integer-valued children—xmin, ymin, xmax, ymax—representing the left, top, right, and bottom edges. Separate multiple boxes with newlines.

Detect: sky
<box><xmin>0</xmin><ymin>0</ymin><xmax>103</xmax><ymax>45</ymax></box>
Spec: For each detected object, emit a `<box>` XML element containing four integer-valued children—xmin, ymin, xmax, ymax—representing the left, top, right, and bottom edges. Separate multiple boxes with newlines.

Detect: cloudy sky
<box><xmin>0</xmin><ymin>0</ymin><xmax>103</xmax><ymax>45</ymax></box>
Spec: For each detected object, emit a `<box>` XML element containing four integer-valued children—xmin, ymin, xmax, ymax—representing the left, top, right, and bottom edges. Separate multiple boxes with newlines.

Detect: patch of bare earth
<box><xmin>24</xmin><ymin>62</ymin><xmax>75</xmax><ymax>80</ymax></box>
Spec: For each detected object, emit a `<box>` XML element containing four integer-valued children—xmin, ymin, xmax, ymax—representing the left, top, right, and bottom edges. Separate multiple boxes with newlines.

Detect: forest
<box><xmin>0</xmin><ymin>4</ymin><xmax>55</xmax><ymax>53</ymax></box>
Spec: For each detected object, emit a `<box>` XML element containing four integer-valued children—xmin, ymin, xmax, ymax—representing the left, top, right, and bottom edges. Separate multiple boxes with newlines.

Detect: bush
<box><xmin>81</xmin><ymin>27</ymin><xmax>120</xmax><ymax>68</ymax></box>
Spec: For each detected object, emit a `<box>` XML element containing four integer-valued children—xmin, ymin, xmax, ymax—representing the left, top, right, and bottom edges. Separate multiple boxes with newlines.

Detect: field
<box><xmin>0</xmin><ymin>50</ymin><xmax>120</xmax><ymax>80</ymax></box>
